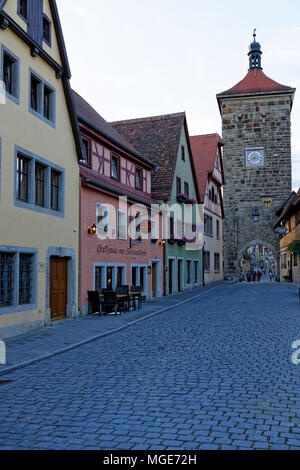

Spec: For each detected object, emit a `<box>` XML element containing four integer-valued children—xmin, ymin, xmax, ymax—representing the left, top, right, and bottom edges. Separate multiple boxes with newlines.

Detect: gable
<box><xmin>2</xmin><ymin>0</ymin><xmax>63</xmax><ymax>67</ymax></box>
<box><xmin>172</xmin><ymin>124</ymin><xmax>200</xmax><ymax>204</ymax></box>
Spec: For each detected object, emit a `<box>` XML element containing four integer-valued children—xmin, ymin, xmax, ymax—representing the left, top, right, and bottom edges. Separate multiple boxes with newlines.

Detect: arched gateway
<box><xmin>216</xmin><ymin>32</ymin><xmax>295</xmax><ymax>280</ymax></box>
<box><xmin>237</xmin><ymin>239</ymin><xmax>278</xmax><ymax>277</ymax></box>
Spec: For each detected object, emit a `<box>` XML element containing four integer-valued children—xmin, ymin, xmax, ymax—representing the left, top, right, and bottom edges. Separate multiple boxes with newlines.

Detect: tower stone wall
<box><xmin>219</xmin><ymin>93</ymin><xmax>294</xmax><ymax>278</ymax></box>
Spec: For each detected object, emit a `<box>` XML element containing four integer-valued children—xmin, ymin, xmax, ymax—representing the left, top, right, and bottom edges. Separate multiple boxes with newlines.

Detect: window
<box><xmin>112</xmin><ymin>155</ymin><xmax>120</xmax><ymax>180</ymax></box>
<box><xmin>17</xmin><ymin>154</ymin><xmax>30</xmax><ymax>203</ymax></box>
<box><xmin>95</xmin><ymin>266</ymin><xmax>103</xmax><ymax>293</ymax></box>
<box><xmin>181</xmin><ymin>146</ymin><xmax>185</xmax><ymax>161</ymax></box>
<box><xmin>30</xmin><ymin>75</ymin><xmax>41</xmax><ymax>113</ymax></box>
<box><xmin>204</xmin><ymin>214</ymin><xmax>213</xmax><ymax>236</ymax></box>
<box><xmin>51</xmin><ymin>170</ymin><xmax>60</xmax><ymax>211</ymax></box>
<box><xmin>132</xmin><ymin>267</ymin><xmax>138</xmax><ymax>287</ymax></box>
<box><xmin>204</xmin><ymin>251</ymin><xmax>210</xmax><ymax>273</ymax></box>
<box><xmin>18</xmin><ymin>0</ymin><xmax>28</xmax><ymax>21</ymax></box>
<box><xmin>15</xmin><ymin>147</ymin><xmax>65</xmax><ymax>216</ymax></box>
<box><xmin>43</xmin><ymin>15</ymin><xmax>51</xmax><ymax>46</ymax></box>
<box><xmin>184</xmin><ymin>182</ymin><xmax>189</xmax><ymax>197</ymax></box>
<box><xmin>96</xmin><ymin>204</ymin><xmax>109</xmax><ymax>238</ymax></box>
<box><xmin>216</xmin><ymin>220</ymin><xmax>220</xmax><ymax>239</ymax></box>
<box><xmin>106</xmin><ymin>267</ymin><xmax>113</xmax><ymax>288</ymax></box>
<box><xmin>294</xmin><ymin>254</ymin><xmax>298</xmax><ymax>267</ymax></box>
<box><xmin>150</xmin><ymin>219</ymin><xmax>158</xmax><ymax>243</ymax></box>
<box><xmin>19</xmin><ymin>254</ymin><xmax>33</xmax><ymax>305</ymax></box>
<box><xmin>1</xmin><ymin>47</ymin><xmax>20</xmax><ymax>103</ymax></box>
<box><xmin>117</xmin><ymin>267</ymin><xmax>124</xmax><ymax>286</ymax></box>
<box><xmin>117</xmin><ymin>210</ymin><xmax>127</xmax><ymax>240</ymax></box>
<box><xmin>211</xmin><ymin>187</ymin><xmax>215</xmax><ymax>202</ymax></box>
<box><xmin>0</xmin><ymin>253</ymin><xmax>14</xmax><ymax>307</ymax></box>
<box><xmin>0</xmin><ymin>249</ymin><xmax>36</xmax><ymax>311</ymax></box>
<box><xmin>43</xmin><ymin>85</ymin><xmax>53</xmax><ymax>120</ymax></box>
<box><xmin>35</xmin><ymin>162</ymin><xmax>45</xmax><ymax>207</ymax></box>
<box><xmin>176</xmin><ymin>177</ymin><xmax>181</xmax><ymax>195</ymax></box>
<box><xmin>29</xmin><ymin>71</ymin><xmax>56</xmax><ymax>126</ymax></box>
<box><xmin>136</xmin><ymin>167</ymin><xmax>142</xmax><ymax>190</ymax></box>
<box><xmin>135</xmin><ymin>212</ymin><xmax>142</xmax><ymax>242</ymax></box>
<box><xmin>170</xmin><ymin>215</ymin><xmax>175</xmax><ymax>240</ymax></box>
<box><xmin>214</xmin><ymin>253</ymin><xmax>220</xmax><ymax>273</ymax></box>
<box><xmin>81</xmin><ymin>137</ymin><xmax>90</xmax><ymax>164</ymax></box>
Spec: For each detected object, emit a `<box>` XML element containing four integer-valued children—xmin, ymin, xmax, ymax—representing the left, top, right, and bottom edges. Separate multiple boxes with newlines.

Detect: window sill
<box><xmin>29</xmin><ymin>107</ymin><xmax>56</xmax><ymax>129</ymax></box>
<box><xmin>14</xmin><ymin>199</ymin><xmax>64</xmax><ymax>218</ymax></box>
<box><xmin>2</xmin><ymin>91</ymin><xmax>20</xmax><ymax>106</ymax></box>
<box><xmin>0</xmin><ymin>303</ymin><xmax>37</xmax><ymax>315</ymax></box>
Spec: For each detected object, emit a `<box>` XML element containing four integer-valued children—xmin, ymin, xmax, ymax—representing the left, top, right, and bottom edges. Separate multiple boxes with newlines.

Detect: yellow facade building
<box><xmin>274</xmin><ymin>190</ymin><xmax>300</xmax><ymax>283</ymax></box>
<box><xmin>0</xmin><ymin>1</ymin><xmax>82</xmax><ymax>338</ymax></box>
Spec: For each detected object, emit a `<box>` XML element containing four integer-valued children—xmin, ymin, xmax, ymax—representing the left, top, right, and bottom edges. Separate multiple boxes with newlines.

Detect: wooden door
<box><xmin>50</xmin><ymin>257</ymin><xmax>68</xmax><ymax>321</ymax></box>
<box><xmin>152</xmin><ymin>263</ymin><xmax>157</xmax><ymax>298</ymax></box>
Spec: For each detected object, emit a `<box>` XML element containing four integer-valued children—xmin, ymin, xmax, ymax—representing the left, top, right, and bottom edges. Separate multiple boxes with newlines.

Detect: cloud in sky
<box><xmin>57</xmin><ymin>0</ymin><xmax>300</xmax><ymax>188</ymax></box>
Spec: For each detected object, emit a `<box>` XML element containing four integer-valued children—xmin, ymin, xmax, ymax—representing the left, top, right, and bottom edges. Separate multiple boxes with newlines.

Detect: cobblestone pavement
<box><xmin>0</xmin><ymin>282</ymin><xmax>299</xmax><ymax>450</ymax></box>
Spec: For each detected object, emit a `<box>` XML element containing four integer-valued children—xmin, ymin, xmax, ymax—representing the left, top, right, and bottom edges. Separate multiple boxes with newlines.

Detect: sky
<box><xmin>57</xmin><ymin>0</ymin><xmax>300</xmax><ymax>190</ymax></box>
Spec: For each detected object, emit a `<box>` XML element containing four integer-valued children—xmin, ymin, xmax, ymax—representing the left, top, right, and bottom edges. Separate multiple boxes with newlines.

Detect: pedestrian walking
<box><xmin>269</xmin><ymin>269</ymin><xmax>273</xmax><ymax>282</ymax></box>
<box><xmin>247</xmin><ymin>271</ymin><xmax>251</xmax><ymax>282</ymax></box>
<box><xmin>257</xmin><ymin>270</ymin><xmax>262</xmax><ymax>282</ymax></box>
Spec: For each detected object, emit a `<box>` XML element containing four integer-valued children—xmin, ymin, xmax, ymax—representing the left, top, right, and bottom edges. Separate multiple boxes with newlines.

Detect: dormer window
<box><xmin>43</xmin><ymin>15</ymin><xmax>51</xmax><ymax>46</ymax></box>
<box><xmin>18</xmin><ymin>0</ymin><xmax>28</xmax><ymax>22</ymax></box>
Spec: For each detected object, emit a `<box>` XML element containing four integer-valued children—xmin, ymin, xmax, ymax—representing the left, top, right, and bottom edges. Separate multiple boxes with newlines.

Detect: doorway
<box><xmin>169</xmin><ymin>259</ymin><xmax>174</xmax><ymax>294</ymax></box>
<box><xmin>178</xmin><ymin>259</ymin><xmax>183</xmax><ymax>292</ymax></box>
<box><xmin>50</xmin><ymin>257</ymin><xmax>68</xmax><ymax>321</ymax></box>
<box><xmin>152</xmin><ymin>262</ymin><xmax>158</xmax><ymax>298</ymax></box>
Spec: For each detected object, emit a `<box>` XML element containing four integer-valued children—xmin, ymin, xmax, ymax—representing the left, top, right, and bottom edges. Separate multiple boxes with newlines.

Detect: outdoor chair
<box><xmin>116</xmin><ymin>285</ymin><xmax>130</xmax><ymax>312</ymax></box>
<box><xmin>87</xmin><ymin>291</ymin><xmax>102</xmax><ymax>315</ymax></box>
<box><xmin>130</xmin><ymin>286</ymin><xmax>142</xmax><ymax>310</ymax></box>
<box><xmin>102</xmin><ymin>291</ymin><xmax>126</xmax><ymax>315</ymax></box>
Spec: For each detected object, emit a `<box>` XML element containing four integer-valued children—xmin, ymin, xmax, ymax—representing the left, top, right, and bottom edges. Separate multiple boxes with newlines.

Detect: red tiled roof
<box><xmin>72</xmin><ymin>90</ymin><xmax>153</xmax><ymax>167</ymax></box>
<box><xmin>217</xmin><ymin>69</ymin><xmax>295</xmax><ymax>98</ymax></box>
<box><xmin>110</xmin><ymin>113</ymin><xmax>186</xmax><ymax>200</ymax></box>
<box><xmin>190</xmin><ymin>134</ymin><xmax>223</xmax><ymax>202</ymax></box>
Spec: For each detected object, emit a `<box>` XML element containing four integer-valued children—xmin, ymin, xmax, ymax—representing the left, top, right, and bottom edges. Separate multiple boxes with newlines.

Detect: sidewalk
<box><xmin>0</xmin><ymin>281</ymin><xmax>233</xmax><ymax>377</ymax></box>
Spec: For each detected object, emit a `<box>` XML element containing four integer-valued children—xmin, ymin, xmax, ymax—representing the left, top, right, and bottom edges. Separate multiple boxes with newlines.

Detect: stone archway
<box><xmin>237</xmin><ymin>239</ymin><xmax>279</xmax><ymax>278</ymax></box>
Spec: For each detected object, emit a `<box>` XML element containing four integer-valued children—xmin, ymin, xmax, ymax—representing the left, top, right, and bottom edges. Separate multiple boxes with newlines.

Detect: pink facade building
<box><xmin>73</xmin><ymin>92</ymin><xmax>163</xmax><ymax>315</ymax></box>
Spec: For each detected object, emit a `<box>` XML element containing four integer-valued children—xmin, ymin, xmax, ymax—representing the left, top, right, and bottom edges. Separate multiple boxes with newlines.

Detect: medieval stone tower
<box><xmin>217</xmin><ymin>32</ymin><xmax>296</xmax><ymax>279</ymax></box>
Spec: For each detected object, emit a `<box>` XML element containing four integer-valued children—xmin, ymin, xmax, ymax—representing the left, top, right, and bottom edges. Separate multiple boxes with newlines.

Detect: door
<box><xmin>152</xmin><ymin>263</ymin><xmax>157</xmax><ymax>298</ymax></box>
<box><xmin>169</xmin><ymin>259</ymin><xmax>173</xmax><ymax>294</ymax></box>
<box><xmin>50</xmin><ymin>257</ymin><xmax>68</xmax><ymax>321</ymax></box>
<box><xmin>178</xmin><ymin>260</ymin><xmax>182</xmax><ymax>292</ymax></box>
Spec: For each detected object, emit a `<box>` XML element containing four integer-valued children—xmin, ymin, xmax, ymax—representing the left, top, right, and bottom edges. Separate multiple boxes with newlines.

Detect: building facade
<box><xmin>0</xmin><ymin>1</ymin><xmax>82</xmax><ymax>338</ymax></box>
<box><xmin>217</xmin><ymin>32</ymin><xmax>295</xmax><ymax>280</ymax></box>
<box><xmin>111</xmin><ymin>113</ymin><xmax>204</xmax><ymax>295</ymax></box>
<box><xmin>190</xmin><ymin>134</ymin><xmax>225</xmax><ymax>284</ymax></box>
<box><xmin>274</xmin><ymin>190</ymin><xmax>300</xmax><ymax>283</ymax></box>
<box><xmin>73</xmin><ymin>92</ymin><xmax>164</xmax><ymax>315</ymax></box>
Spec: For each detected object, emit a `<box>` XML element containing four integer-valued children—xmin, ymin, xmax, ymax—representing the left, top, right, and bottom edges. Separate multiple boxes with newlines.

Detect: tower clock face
<box><xmin>245</xmin><ymin>148</ymin><xmax>264</xmax><ymax>167</ymax></box>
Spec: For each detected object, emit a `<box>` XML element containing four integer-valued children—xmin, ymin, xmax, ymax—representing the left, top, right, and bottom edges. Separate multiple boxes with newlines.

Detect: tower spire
<box><xmin>248</xmin><ymin>29</ymin><xmax>262</xmax><ymax>70</ymax></box>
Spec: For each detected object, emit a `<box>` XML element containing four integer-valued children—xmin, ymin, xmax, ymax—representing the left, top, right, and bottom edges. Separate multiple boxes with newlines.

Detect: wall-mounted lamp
<box><xmin>148</xmin><ymin>266</ymin><xmax>152</xmax><ymax>275</ymax></box>
<box><xmin>252</xmin><ymin>208</ymin><xmax>260</xmax><ymax>223</ymax></box>
<box><xmin>88</xmin><ymin>224</ymin><xmax>97</xmax><ymax>235</ymax></box>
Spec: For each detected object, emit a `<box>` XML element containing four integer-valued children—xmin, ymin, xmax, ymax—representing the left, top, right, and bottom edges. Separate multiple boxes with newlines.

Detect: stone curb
<box><xmin>0</xmin><ymin>282</ymin><xmax>236</xmax><ymax>377</ymax></box>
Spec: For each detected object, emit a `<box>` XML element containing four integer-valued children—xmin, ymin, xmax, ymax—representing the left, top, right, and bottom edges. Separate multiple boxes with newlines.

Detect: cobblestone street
<box><xmin>0</xmin><ymin>282</ymin><xmax>300</xmax><ymax>450</ymax></box>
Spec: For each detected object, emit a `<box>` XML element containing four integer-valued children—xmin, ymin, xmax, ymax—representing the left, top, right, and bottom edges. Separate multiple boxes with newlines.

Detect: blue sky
<box><xmin>57</xmin><ymin>0</ymin><xmax>300</xmax><ymax>189</ymax></box>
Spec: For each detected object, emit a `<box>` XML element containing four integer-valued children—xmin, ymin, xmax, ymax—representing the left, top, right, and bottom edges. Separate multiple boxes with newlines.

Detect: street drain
<box><xmin>0</xmin><ymin>380</ymin><xmax>13</xmax><ymax>386</ymax></box>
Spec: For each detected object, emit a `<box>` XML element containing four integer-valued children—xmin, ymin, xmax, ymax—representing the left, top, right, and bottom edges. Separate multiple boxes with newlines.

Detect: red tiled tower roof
<box><xmin>217</xmin><ymin>68</ymin><xmax>295</xmax><ymax>98</ymax></box>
